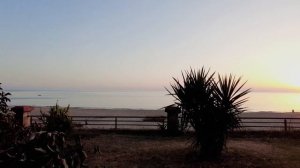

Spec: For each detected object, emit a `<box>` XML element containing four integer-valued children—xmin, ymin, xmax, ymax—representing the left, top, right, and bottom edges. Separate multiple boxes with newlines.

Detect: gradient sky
<box><xmin>1</xmin><ymin>1</ymin><xmax>300</xmax><ymax>91</ymax></box>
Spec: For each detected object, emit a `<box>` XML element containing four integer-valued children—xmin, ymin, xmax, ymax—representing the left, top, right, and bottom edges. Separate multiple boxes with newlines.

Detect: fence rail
<box><xmin>30</xmin><ymin>115</ymin><xmax>300</xmax><ymax>131</ymax></box>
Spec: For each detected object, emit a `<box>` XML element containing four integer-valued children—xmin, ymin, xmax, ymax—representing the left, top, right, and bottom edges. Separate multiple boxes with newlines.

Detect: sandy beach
<box><xmin>31</xmin><ymin>106</ymin><xmax>300</xmax><ymax>118</ymax></box>
<box><xmin>27</xmin><ymin>106</ymin><xmax>300</xmax><ymax>130</ymax></box>
<box><xmin>31</xmin><ymin>106</ymin><xmax>166</xmax><ymax>117</ymax></box>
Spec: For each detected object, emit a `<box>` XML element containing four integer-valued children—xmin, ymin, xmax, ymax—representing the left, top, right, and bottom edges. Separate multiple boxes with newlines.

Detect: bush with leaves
<box><xmin>0</xmin><ymin>130</ymin><xmax>87</xmax><ymax>167</ymax></box>
<box><xmin>0</xmin><ymin>83</ymin><xmax>20</xmax><ymax>146</ymax></box>
<box><xmin>0</xmin><ymin>83</ymin><xmax>11</xmax><ymax>114</ymax></box>
<box><xmin>167</xmin><ymin>67</ymin><xmax>250</xmax><ymax>159</ymax></box>
<box><xmin>40</xmin><ymin>104</ymin><xmax>73</xmax><ymax>133</ymax></box>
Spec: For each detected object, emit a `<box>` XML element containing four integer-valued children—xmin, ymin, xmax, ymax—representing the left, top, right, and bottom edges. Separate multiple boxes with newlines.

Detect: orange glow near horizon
<box><xmin>250</xmin><ymin>72</ymin><xmax>300</xmax><ymax>93</ymax></box>
<box><xmin>269</xmin><ymin>60</ymin><xmax>300</xmax><ymax>92</ymax></box>
<box><xmin>238</xmin><ymin>45</ymin><xmax>300</xmax><ymax>93</ymax></box>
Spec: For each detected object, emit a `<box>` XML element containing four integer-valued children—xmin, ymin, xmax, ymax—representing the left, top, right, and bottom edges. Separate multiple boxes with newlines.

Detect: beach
<box><xmin>32</xmin><ymin>106</ymin><xmax>166</xmax><ymax>117</ymax></box>
<box><xmin>28</xmin><ymin>106</ymin><xmax>300</xmax><ymax>130</ymax></box>
<box><xmin>31</xmin><ymin>106</ymin><xmax>300</xmax><ymax>118</ymax></box>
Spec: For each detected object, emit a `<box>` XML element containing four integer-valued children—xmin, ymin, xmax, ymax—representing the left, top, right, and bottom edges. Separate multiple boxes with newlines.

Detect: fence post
<box><xmin>85</xmin><ymin>120</ymin><xmax>88</xmax><ymax>125</ymax></box>
<box><xmin>284</xmin><ymin>119</ymin><xmax>287</xmax><ymax>132</ymax></box>
<box><xmin>165</xmin><ymin>106</ymin><xmax>180</xmax><ymax>135</ymax></box>
<box><xmin>115</xmin><ymin>117</ymin><xmax>118</xmax><ymax>130</ymax></box>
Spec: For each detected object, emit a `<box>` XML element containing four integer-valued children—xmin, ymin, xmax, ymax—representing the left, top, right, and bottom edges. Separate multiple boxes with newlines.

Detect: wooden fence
<box><xmin>30</xmin><ymin>115</ymin><xmax>300</xmax><ymax>131</ymax></box>
<box><xmin>240</xmin><ymin>117</ymin><xmax>300</xmax><ymax>131</ymax></box>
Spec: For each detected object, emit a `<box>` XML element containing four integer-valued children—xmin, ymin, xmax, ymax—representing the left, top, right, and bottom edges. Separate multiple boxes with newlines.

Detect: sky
<box><xmin>1</xmin><ymin>1</ymin><xmax>300</xmax><ymax>92</ymax></box>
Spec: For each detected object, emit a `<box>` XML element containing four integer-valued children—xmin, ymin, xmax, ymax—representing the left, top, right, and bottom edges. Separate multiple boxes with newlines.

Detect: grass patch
<box><xmin>75</xmin><ymin>130</ymin><xmax>300</xmax><ymax>168</ymax></box>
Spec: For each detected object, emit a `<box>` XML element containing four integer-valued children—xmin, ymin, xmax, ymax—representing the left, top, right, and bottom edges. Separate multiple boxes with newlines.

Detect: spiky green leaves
<box><xmin>214</xmin><ymin>75</ymin><xmax>250</xmax><ymax>114</ymax></box>
<box><xmin>167</xmin><ymin>67</ymin><xmax>250</xmax><ymax>159</ymax></box>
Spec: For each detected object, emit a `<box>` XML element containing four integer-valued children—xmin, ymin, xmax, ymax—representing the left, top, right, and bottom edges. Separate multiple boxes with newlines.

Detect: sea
<box><xmin>7</xmin><ymin>90</ymin><xmax>300</xmax><ymax>112</ymax></box>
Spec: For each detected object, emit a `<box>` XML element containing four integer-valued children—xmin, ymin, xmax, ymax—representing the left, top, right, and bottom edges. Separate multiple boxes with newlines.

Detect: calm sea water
<box><xmin>7</xmin><ymin>90</ymin><xmax>300</xmax><ymax>112</ymax></box>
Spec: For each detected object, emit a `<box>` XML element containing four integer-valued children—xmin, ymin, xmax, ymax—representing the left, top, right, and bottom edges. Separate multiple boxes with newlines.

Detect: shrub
<box><xmin>167</xmin><ymin>67</ymin><xmax>250</xmax><ymax>159</ymax></box>
<box><xmin>0</xmin><ymin>83</ymin><xmax>19</xmax><ymax>146</ymax></box>
<box><xmin>40</xmin><ymin>104</ymin><xmax>73</xmax><ymax>133</ymax></box>
<box><xmin>0</xmin><ymin>83</ymin><xmax>11</xmax><ymax>114</ymax></box>
<box><xmin>0</xmin><ymin>131</ymin><xmax>87</xmax><ymax>167</ymax></box>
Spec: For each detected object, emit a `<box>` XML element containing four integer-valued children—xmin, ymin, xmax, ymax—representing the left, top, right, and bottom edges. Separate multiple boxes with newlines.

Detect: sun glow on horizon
<box><xmin>240</xmin><ymin>44</ymin><xmax>300</xmax><ymax>93</ymax></box>
<box><xmin>269</xmin><ymin>58</ymin><xmax>300</xmax><ymax>92</ymax></box>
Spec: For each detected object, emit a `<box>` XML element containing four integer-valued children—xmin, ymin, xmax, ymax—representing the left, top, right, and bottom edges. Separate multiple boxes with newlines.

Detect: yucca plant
<box><xmin>213</xmin><ymin>74</ymin><xmax>250</xmax><ymax>132</ymax></box>
<box><xmin>167</xmin><ymin>67</ymin><xmax>250</xmax><ymax>159</ymax></box>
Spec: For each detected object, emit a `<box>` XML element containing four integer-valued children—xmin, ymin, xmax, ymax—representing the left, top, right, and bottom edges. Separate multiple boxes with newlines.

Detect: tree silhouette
<box><xmin>167</xmin><ymin>67</ymin><xmax>250</xmax><ymax>159</ymax></box>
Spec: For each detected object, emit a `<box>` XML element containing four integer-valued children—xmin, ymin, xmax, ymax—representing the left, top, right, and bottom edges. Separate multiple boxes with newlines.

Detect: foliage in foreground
<box><xmin>0</xmin><ymin>131</ymin><xmax>87</xmax><ymax>167</ymax></box>
<box><xmin>0</xmin><ymin>84</ymin><xmax>88</xmax><ymax>167</ymax></box>
<box><xmin>0</xmin><ymin>83</ymin><xmax>11</xmax><ymax>114</ymax></box>
<box><xmin>40</xmin><ymin>104</ymin><xmax>73</xmax><ymax>133</ymax></box>
<box><xmin>0</xmin><ymin>83</ymin><xmax>19</xmax><ymax>146</ymax></box>
<box><xmin>167</xmin><ymin>67</ymin><xmax>250</xmax><ymax>159</ymax></box>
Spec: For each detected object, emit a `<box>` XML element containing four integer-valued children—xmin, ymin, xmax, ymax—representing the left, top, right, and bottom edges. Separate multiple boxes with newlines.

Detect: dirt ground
<box><xmin>78</xmin><ymin>131</ymin><xmax>300</xmax><ymax>168</ymax></box>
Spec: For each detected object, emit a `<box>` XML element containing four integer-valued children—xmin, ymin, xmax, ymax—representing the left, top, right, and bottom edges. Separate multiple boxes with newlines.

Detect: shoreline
<box><xmin>31</xmin><ymin>106</ymin><xmax>166</xmax><ymax>117</ymax></box>
<box><xmin>26</xmin><ymin>106</ymin><xmax>300</xmax><ymax>131</ymax></box>
<box><xmin>25</xmin><ymin>106</ymin><xmax>300</xmax><ymax>118</ymax></box>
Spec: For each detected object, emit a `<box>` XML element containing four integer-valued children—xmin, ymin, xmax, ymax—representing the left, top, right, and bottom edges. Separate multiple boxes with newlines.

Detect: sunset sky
<box><xmin>1</xmin><ymin>1</ymin><xmax>300</xmax><ymax>92</ymax></box>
